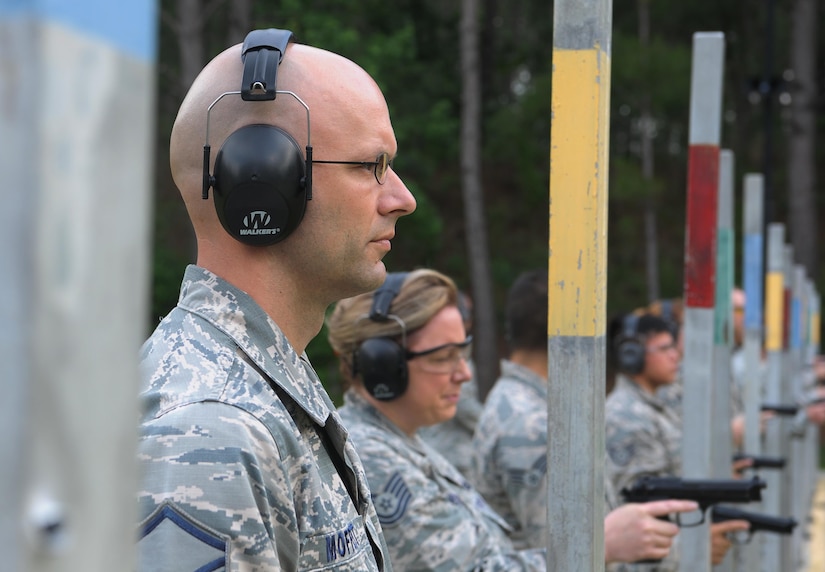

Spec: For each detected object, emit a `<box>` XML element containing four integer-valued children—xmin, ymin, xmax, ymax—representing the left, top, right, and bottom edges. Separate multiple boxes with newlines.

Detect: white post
<box><xmin>761</xmin><ymin>223</ymin><xmax>785</xmax><ymax>572</ymax></box>
<box><xmin>738</xmin><ymin>173</ymin><xmax>765</xmax><ymax>572</ymax></box>
<box><xmin>788</xmin><ymin>264</ymin><xmax>807</xmax><ymax>569</ymax></box>
<box><xmin>711</xmin><ymin>150</ymin><xmax>735</xmax><ymax>572</ymax></box>
<box><xmin>0</xmin><ymin>2</ymin><xmax>156</xmax><ymax>570</ymax></box>
<box><xmin>779</xmin><ymin>245</ymin><xmax>794</xmax><ymax>571</ymax></box>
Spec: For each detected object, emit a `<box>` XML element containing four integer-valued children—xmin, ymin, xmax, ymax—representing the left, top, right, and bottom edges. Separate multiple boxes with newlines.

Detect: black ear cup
<box><xmin>659</xmin><ymin>299</ymin><xmax>680</xmax><ymax>339</ymax></box>
<box><xmin>354</xmin><ymin>272</ymin><xmax>410</xmax><ymax>401</ymax></box>
<box><xmin>355</xmin><ymin>337</ymin><xmax>408</xmax><ymax>401</ymax></box>
<box><xmin>614</xmin><ymin>313</ymin><xmax>645</xmax><ymax>375</ymax></box>
<box><xmin>201</xmin><ymin>28</ymin><xmax>312</xmax><ymax>246</ymax></box>
<box><xmin>213</xmin><ymin>124</ymin><xmax>307</xmax><ymax>245</ymax></box>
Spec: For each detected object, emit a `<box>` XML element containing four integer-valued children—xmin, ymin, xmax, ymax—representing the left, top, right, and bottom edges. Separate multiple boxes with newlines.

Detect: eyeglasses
<box><xmin>406</xmin><ymin>336</ymin><xmax>473</xmax><ymax>375</ymax></box>
<box><xmin>647</xmin><ymin>342</ymin><xmax>679</xmax><ymax>355</ymax></box>
<box><xmin>313</xmin><ymin>152</ymin><xmax>393</xmax><ymax>184</ymax></box>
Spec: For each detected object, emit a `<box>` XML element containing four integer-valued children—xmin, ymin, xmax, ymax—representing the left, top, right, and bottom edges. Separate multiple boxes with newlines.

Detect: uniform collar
<box><xmin>179</xmin><ymin>265</ymin><xmax>332</xmax><ymax>424</ymax></box>
<box><xmin>499</xmin><ymin>359</ymin><xmax>548</xmax><ymax>398</ymax></box>
<box><xmin>614</xmin><ymin>374</ymin><xmax>670</xmax><ymax>412</ymax></box>
<box><xmin>342</xmin><ymin>389</ymin><xmax>430</xmax><ymax>452</ymax></box>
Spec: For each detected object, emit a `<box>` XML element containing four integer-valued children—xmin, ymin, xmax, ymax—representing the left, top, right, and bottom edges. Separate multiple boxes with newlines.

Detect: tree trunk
<box><xmin>226</xmin><ymin>0</ymin><xmax>252</xmax><ymax>47</ymax></box>
<box><xmin>787</xmin><ymin>0</ymin><xmax>818</xmax><ymax>278</ymax></box>
<box><xmin>461</xmin><ymin>0</ymin><xmax>498</xmax><ymax>401</ymax></box>
<box><xmin>176</xmin><ymin>0</ymin><xmax>206</xmax><ymax>96</ymax></box>
<box><xmin>638</xmin><ymin>0</ymin><xmax>660</xmax><ymax>303</ymax></box>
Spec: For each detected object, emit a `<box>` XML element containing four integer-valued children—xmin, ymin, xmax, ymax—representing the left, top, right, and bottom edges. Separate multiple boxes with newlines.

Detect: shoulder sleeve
<box><xmin>137</xmin><ymin>401</ymin><xmax>294</xmax><ymax>570</ymax></box>
<box><xmin>471</xmin><ymin>386</ymin><xmax>549</xmax><ymax>550</ymax></box>
<box><xmin>356</xmin><ymin>430</ymin><xmax>545</xmax><ymax>571</ymax></box>
<box><xmin>605</xmin><ymin>399</ymin><xmax>672</xmax><ymax>496</ymax></box>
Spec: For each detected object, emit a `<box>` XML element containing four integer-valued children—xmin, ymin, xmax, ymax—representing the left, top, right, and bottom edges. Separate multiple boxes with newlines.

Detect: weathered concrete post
<box><xmin>548</xmin><ymin>0</ymin><xmax>612</xmax><ymax>568</ymax></box>
<box><xmin>0</xmin><ymin>2</ymin><xmax>156</xmax><ymax>570</ymax></box>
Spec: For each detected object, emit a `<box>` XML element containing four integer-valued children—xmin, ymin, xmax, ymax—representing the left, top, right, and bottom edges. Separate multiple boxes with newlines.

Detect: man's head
<box><xmin>610</xmin><ymin>313</ymin><xmax>680</xmax><ymax>392</ymax></box>
<box><xmin>505</xmin><ymin>268</ymin><xmax>548</xmax><ymax>353</ymax></box>
<box><xmin>170</xmin><ymin>30</ymin><xmax>416</xmax><ymax>303</ymax></box>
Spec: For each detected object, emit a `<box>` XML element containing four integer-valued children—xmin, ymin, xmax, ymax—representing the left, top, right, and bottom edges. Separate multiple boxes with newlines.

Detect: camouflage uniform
<box><xmin>605</xmin><ymin>375</ymin><xmax>683</xmax><ymax>572</ymax></box>
<box><xmin>655</xmin><ymin>373</ymin><xmax>683</xmax><ymax>417</ymax></box>
<box><xmin>419</xmin><ymin>370</ymin><xmax>482</xmax><ymax>479</ymax></box>
<box><xmin>731</xmin><ymin>347</ymin><xmax>769</xmax><ymax>419</ymax></box>
<box><xmin>137</xmin><ymin>265</ymin><xmax>390</xmax><ymax>571</ymax></box>
<box><xmin>339</xmin><ymin>389</ymin><xmax>547</xmax><ymax>571</ymax></box>
<box><xmin>468</xmin><ymin>360</ymin><xmax>549</xmax><ymax>551</ymax></box>
<box><xmin>659</xmin><ymin>362</ymin><xmax>747</xmax><ymax>433</ymax></box>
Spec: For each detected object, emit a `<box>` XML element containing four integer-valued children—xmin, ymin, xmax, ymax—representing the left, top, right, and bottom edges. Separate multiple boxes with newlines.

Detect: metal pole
<box><xmin>761</xmin><ymin>223</ymin><xmax>785</xmax><ymax>572</ymax></box>
<box><xmin>680</xmin><ymin>31</ymin><xmax>725</xmax><ymax>572</ymax></box>
<box><xmin>788</xmin><ymin>263</ymin><xmax>806</xmax><ymax>569</ymax></box>
<box><xmin>548</xmin><ymin>0</ymin><xmax>612</xmax><ymax>568</ymax></box>
<box><xmin>0</xmin><ymin>2</ymin><xmax>157</xmax><ymax>570</ymax></box>
<box><xmin>804</xmin><ymin>282</ymin><xmax>821</xmax><ymax>518</ymax></box>
<box><xmin>712</xmin><ymin>150</ymin><xmax>735</xmax><ymax>572</ymax></box>
<box><xmin>779</xmin><ymin>245</ymin><xmax>794</xmax><ymax>571</ymax></box>
<box><xmin>738</xmin><ymin>173</ymin><xmax>765</xmax><ymax>572</ymax></box>
<box><xmin>0</xmin><ymin>13</ymin><xmax>36</xmax><ymax>572</ymax></box>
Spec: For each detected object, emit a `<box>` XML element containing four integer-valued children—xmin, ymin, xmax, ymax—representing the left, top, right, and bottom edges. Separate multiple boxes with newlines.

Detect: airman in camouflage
<box><xmin>136</xmin><ymin>27</ymin><xmax>416</xmax><ymax>571</ymax></box>
<box><xmin>605</xmin><ymin>314</ymin><xmax>748</xmax><ymax>570</ymax></box>
<box><xmin>340</xmin><ymin>390</ymin><xmax>546</xmax><ymax>571</ymax></box>
<box><xmin>605</xmin><ymin>374</ymin><xmax>683</xmax><ymax>496</ymax></box>
<box><xmin>470</xmin><ymin>359</ymin><xmax>548</xmax><ymax>550</ymax></box>
<box><xmin>471</xmin><ymin>271</ymin><xmax>694</xmax><ymax>567</ymax></box>
<box><xmin>138</xmin><ymin>267</ymin><xmax>389</xmax><ymax>570</ymax></box>
<box><xmin>327</xmin><ymin>269</ymin><xmax>546</xmax><ymax>571</ymax></box>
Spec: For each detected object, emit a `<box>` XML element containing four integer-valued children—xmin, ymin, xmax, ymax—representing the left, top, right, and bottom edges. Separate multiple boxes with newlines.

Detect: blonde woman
<box><xmin>327</xmin><ymin>269</ymin><xmax>546</xmax><ymax>571</ymax></box>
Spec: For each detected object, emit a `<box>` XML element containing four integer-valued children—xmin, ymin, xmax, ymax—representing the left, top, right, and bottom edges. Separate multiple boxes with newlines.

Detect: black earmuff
<box><xmin>202</xmin><ymin>28</ymin><xmax>313</xmax><ymax>246</ymax></box>
<box><xmin>354</xmin><ymin>273</ymin><xmax>409</xmax><ymax>401</ymax></box>
<box><xmin>212</xmin><ymin>124</ymin><xmax>306</xmax><ymax>245</ymax></box>
<box><xmin>614</xmin><ymin>313</ymin><xmax>646</xmax><ymax>375</ymax></box>
<box><xmin>659</xmin><ymin>299</ymin><xmax>680</xmax><ymax>339</ymax></box>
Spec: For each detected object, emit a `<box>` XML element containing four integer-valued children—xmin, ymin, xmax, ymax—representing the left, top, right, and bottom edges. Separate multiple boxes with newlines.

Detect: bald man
<box><xmin>136</xmin><ymin>29</ymin><xmax>415</xmax><ymax>571</ymax></box>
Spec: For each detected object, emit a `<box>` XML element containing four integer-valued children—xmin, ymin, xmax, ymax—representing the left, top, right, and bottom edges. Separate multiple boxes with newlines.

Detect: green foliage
<box><xmin>149</xmin><ymin>242</ymin><xmax>188</xmax><ymax>327</ymax></box>
<box><xmin>150</xmin><ymin>0</ymin><xmax>825</xmax><ymax>386</ymax></box>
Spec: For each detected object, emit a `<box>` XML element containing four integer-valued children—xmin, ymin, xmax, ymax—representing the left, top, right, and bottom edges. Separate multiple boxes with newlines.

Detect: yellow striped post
<box><xmin>762</xmin><ymin>222</ymin><xmax>786</xmax><ymax>569</ymax></box>
<box><xmin>547</xmin><ymin>1</ymin><xmax>611</xmax><ymax>568</ymax></box>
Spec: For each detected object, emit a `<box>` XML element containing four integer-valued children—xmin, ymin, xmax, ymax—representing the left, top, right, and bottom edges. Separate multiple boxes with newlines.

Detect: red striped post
<box><xmin>680</xmin><ymin>32</ymin><xmax>725</xmax><ymax>572</ymax></box>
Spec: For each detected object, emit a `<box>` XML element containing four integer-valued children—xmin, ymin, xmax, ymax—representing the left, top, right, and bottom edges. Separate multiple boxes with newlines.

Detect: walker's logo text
<box><xmin>240</xmin><ymin>210</ymin><xmax>280</xmax><ymax>236</ymax></box>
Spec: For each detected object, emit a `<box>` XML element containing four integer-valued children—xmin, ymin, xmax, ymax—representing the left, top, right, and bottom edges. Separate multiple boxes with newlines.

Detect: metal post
<box><xmin>680</xmin><ymin>31</ymin><xmax>725</xmax><ymax>572</ymax></box>
<box><xmin>804</xmin><ymin>282</ymin><xmax>821</xmax><ymax>515</ymax></box>
<box><xmin>548</xmin><ymin>0</ymin><xmax>612</xmax><ymax>568</ymax></box>
<box><xmin>0</xmin><ymin>2</ymin><xmax>156</xmax><ymax>571</ymax></box>
<box><xmin>788</xmin><ymin>263</ymin><xmax>806</xmax><ymax>569</ymax></box>
<box><xmin>779</xmin><ymin>245</ymin><xmax>794</xmax><ymax>570</ymax></box>
<box><xmin>712</xmin><ymin>150</ymin><xmax>735</xmax><ymax>572</ymax></box>
<box><xmin>738</xmin><ymin>173</ymin><xmax>765</xmax><ymax>572</ymax></box>
<box><xmin>761</xmin><ymin>223</ymin><xmax>785</xmax><ymax>572</ymax></box>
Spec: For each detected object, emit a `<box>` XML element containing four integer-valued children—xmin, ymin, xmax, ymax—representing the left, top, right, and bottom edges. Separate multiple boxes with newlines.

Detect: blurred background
<box><xmin>149</xmin><ymin>0</ymin><xmax>824</xmax><ymax>398</ymax></box>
